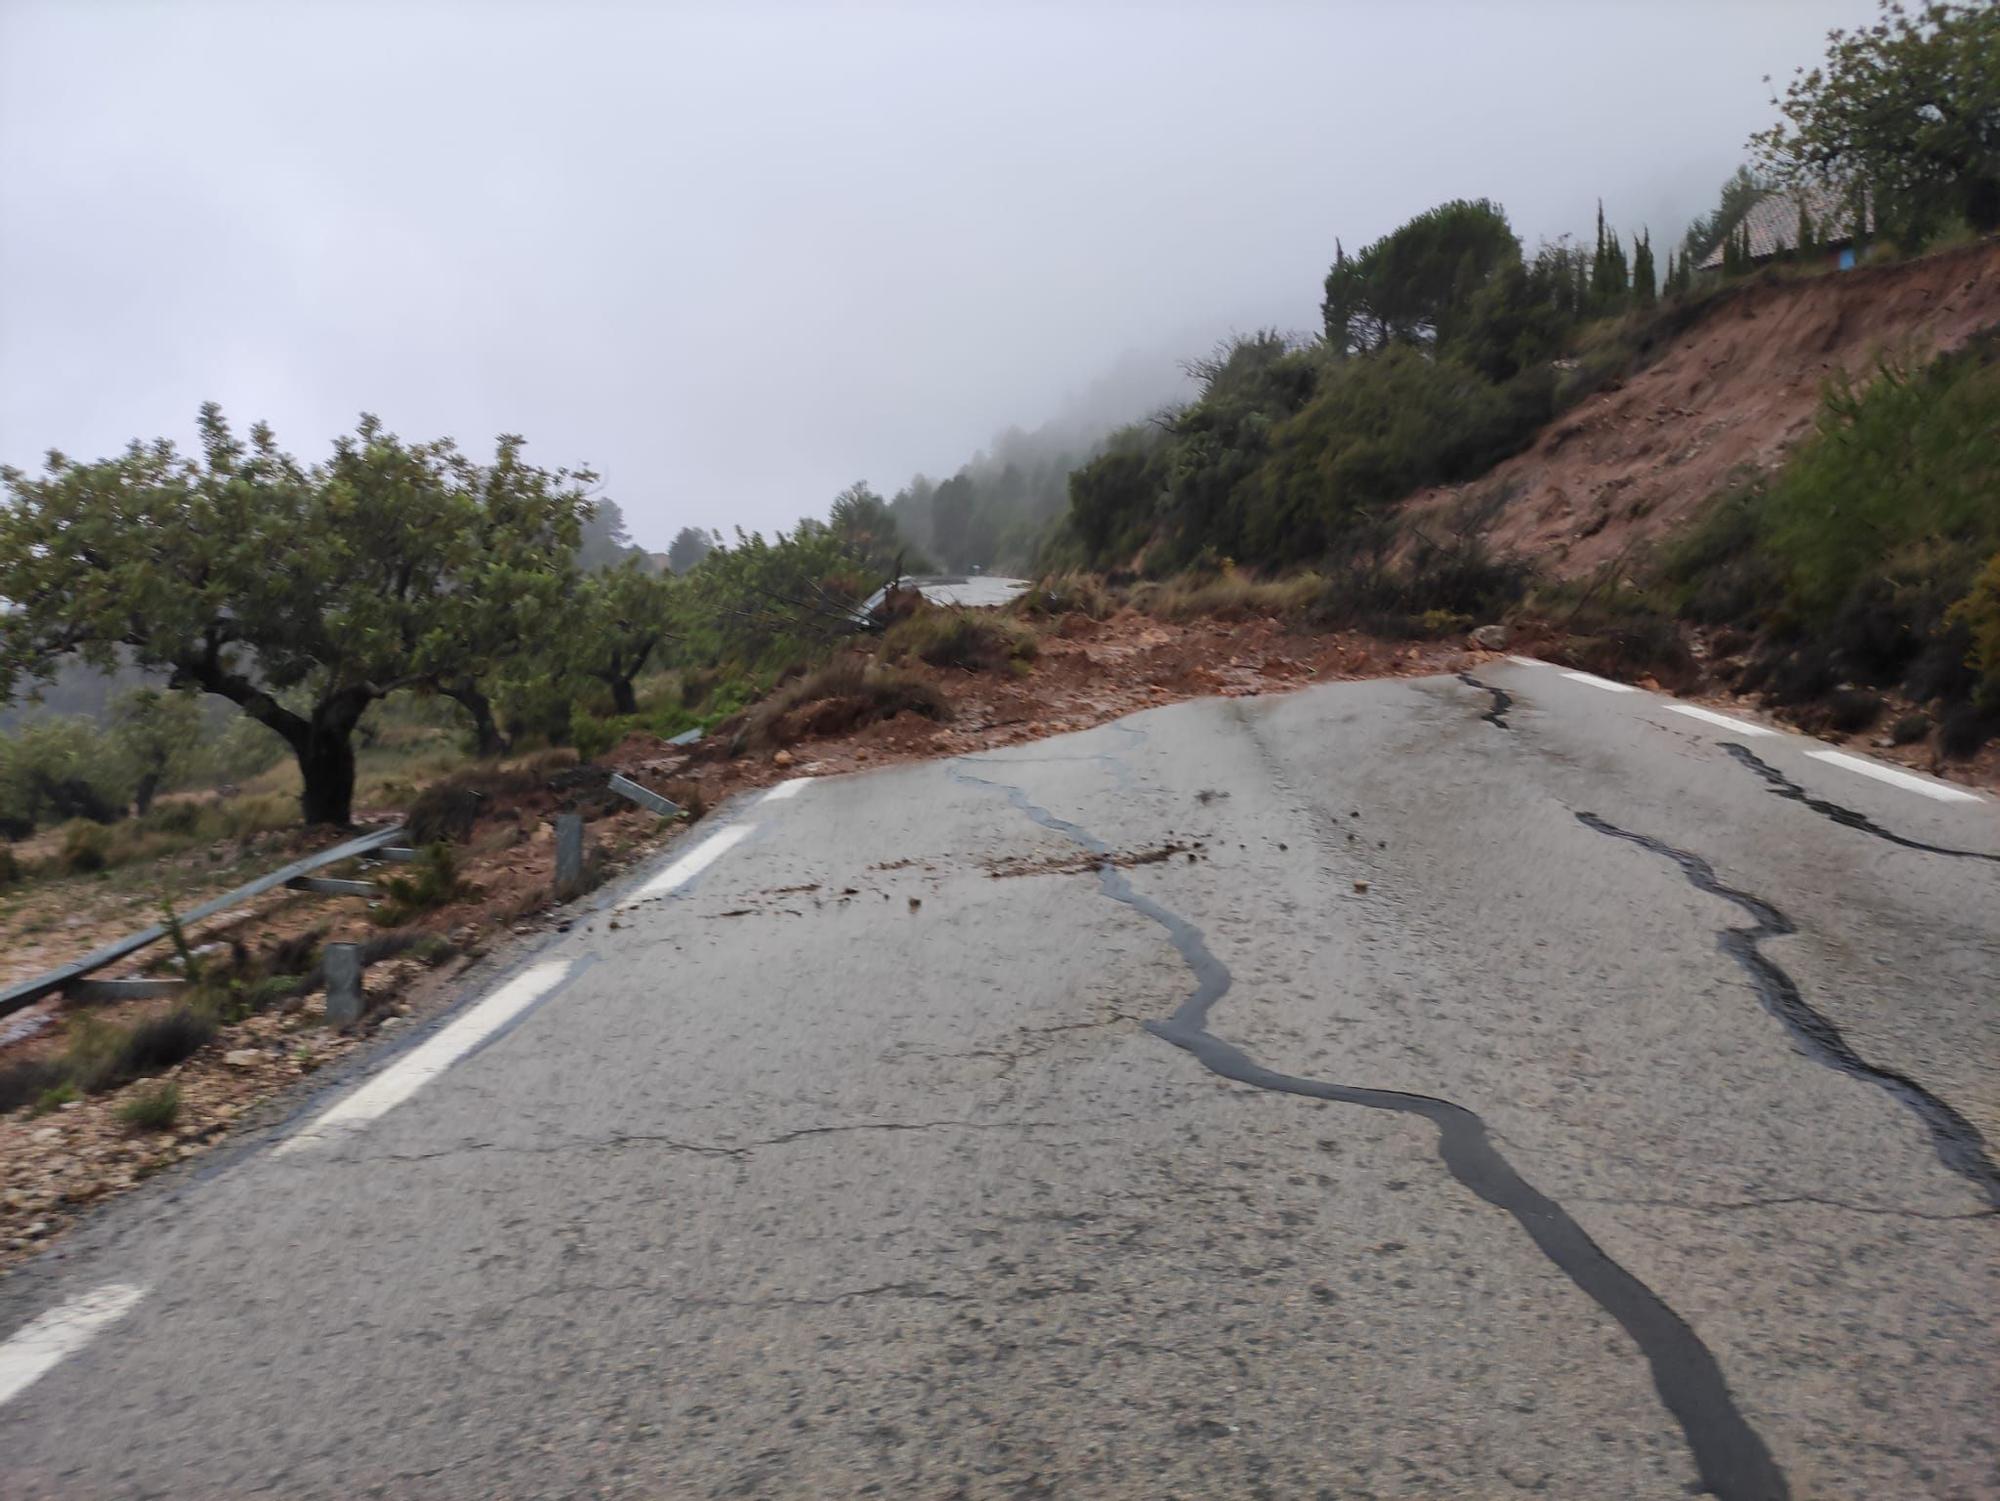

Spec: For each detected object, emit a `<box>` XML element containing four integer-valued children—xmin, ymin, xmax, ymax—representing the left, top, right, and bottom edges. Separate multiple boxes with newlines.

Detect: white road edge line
<box><xmin>1667</xmin><ymin>704</ymin><xmax>1776</xmax><ymax>737</ymax></box>
<box><xmin>1560</xmin><ymin>670</ymin><xmax>1640</xmax><ymax>694</ymax></box>
<box><xmin>620</xmin><ymin>822</ymin><xmax>755</xmax><ymax>908</ymax></box>
<box><xmin>761</xmin><ymin>778</ymin><xmax>811</xmax><ymax>802</ymax></box>
<box><xmin>1804</xmin><ymin>749</ymin><xmax>1984</xmax><ymax>804</ymax></box>
<box><xmin>0</xmin><ymin>1283</ymin><xmax>146</xmax><ymax>1408</ymax></box>
<box><xmin>1505</xmin><ymin>654</ymin><xmax>1545</xmax><ymax>667</ymax></box>
<box><xmin>274</xmin><ymin>960</ymin><xmax>573</xmax><ymax>1156</ymax></box>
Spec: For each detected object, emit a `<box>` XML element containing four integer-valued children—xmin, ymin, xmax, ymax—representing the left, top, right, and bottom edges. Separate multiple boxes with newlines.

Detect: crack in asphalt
<box><xmin>1576</xmin><ymin>811</ymin><xmax>2000</xmax><ymax>1210</ymax></box>
<box><xmin>903</xmin><ymin>1012</ymin><xmax>1151</xmax><ymax>1079</ymax></box>
<box><xmin>1718</xmin><ymin>743</ymin><xmax>2000</xmax><ymax>863</ymax></box>
<box><xmin>1457</xmin><ymin>671</ymin><xmax>1513</xmax><ymax>729</ymax></box>
<box><xmin>342</xmin><ymin>1118</ymin><xmax>1081</xmax><ymax>1166</ymax></box>
<box><xmin>1575</xmin><ymin>1192</ymin><xmax>1998</xmax><ymax>1223</ymax></box>
<box><xmin>949</xmin><ymin>757</ymin><xmax>1790</xmax><ymax>1501</ymax></box>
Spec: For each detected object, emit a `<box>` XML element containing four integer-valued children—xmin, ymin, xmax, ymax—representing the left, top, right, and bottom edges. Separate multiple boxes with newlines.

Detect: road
<box><xmin>3</xmin><ymin>661</ymin><xmax>1996</xmax><ymax>1500</ymax></box>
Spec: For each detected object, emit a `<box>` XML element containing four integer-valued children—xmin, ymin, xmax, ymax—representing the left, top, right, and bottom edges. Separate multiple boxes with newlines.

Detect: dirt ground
<box><xmin>1405</xmin><ymin>240</ymin><xmax>2000</xmax><ymax>576</ymax></box>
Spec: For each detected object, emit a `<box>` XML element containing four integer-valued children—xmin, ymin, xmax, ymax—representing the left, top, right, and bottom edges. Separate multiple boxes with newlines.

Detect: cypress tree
<box><xmin>1633</xmin><ymin>230</ymin><xmax>1657</xmax><ymax>306</ymax></box>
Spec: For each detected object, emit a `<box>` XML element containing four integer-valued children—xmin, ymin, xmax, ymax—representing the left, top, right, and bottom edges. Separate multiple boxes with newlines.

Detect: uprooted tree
<box><xmin>0</xmin><ymin>405</ymin><xmax>590</xmax><ymax>825</ymax></box>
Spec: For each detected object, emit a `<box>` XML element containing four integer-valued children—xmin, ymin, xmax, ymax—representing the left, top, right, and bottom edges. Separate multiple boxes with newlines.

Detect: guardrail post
<box><xmin>323</xmin><ymin>943</ymin><xmax>363</xmax><ymax>1030</ymax></box>
<box><xmin>554</xmin><ymin>813</ymin><xmax>585</xmax><ymax>900</ymax></box>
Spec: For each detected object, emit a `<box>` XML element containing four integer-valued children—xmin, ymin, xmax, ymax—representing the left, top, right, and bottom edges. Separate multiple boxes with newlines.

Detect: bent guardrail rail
<box><xmin>0</xmin><ymin>823</ymin><xmax>407</xmax><ymax>1020</ymax></box>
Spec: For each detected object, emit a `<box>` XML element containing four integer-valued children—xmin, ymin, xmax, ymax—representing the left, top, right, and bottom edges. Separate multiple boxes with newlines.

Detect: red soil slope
<box><xmin>1407</xmin><ymin>240</ymin><xmax>2000</xmax><ymax>575</ymax></box>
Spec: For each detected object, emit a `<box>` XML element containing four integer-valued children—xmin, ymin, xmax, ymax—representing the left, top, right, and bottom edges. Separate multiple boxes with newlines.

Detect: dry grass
<box><xmin>1011</xmin><ymin>572</ymin><xmax>1118</xmax><ymax>621</ymax></box>
<box><xmin>737</xmin><ymin>659</ymin><xmax>950</xmax><ymax>753</ymax></box>
<box><xmin>1128</xmin><ymin>571</ymin><xmax>1325</xmax><ymax>622</ymax></box>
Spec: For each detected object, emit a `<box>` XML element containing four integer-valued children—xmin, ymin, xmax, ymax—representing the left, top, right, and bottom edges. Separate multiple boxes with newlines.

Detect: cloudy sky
<box><xmin>1</xmin><ymin>0</ymin><xmax>1862</xmax><ymax>549</ymax></box>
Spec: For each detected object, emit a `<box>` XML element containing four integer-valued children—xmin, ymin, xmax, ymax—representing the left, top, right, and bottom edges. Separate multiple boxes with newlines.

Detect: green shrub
<box><xmin>0</xmin><ymin>843</ymin><xmax>19</xmax><ymax>886</ymax></box>
<box><xmin>116</xmin><ymin>1082</ymin><xmax>181</xmax><ymax>1132</ymax></box>
<box><xmin>568</xmin><ymin>708</ymin><xmax>623</xmax><ymax>764</ymax></box>
<box><xmin>31</xmin><ymin>1080</ymin><xmax>79</xmax><ymax>1116</ymax></box>
<box><xmin>372</xmin><ymin>842</ymin><xmax>469</xmax><ymax>926</ymax></box>
<box><xmin>1659</xmin><ymin>340</ymin><xmax>2000</xmax><ymax>745</ymax></box>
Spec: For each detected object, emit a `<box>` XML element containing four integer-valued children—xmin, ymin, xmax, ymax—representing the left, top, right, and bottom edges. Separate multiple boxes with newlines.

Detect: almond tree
<box><xmin>0</xmin><ymin>406</ymin><xmax>588</xmax><ymax>825</ymax></box>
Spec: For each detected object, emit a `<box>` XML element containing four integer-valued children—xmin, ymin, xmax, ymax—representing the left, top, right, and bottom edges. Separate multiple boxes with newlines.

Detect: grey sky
<box><xmin>2</xmin><ymin>1</ymin><xmax>1862</xmax><ymax>550</ymax></box>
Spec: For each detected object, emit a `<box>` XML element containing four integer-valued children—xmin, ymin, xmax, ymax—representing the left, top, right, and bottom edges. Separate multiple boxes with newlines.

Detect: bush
<box><xmin>568</xmin><ymin>707</ymin><xmax>622</xmax><ymax>763</ymax></box>
<box><xmin>1658</xmin><ymin>341</ymin><xmax>2000</xmax><ymax>725</ymax></box>
<box><xmin>59</xmin><ymin>820</ymin><xmax>111</xmax><ymax>873</ymax></box>
<box><xmin>881</xmin><ymin>608</ymin><xmax>1038</xmax><ymax>671</ymax></box>
<box><xmin>1938</xmin><ymin>702</ymin><xmax>1994</xmax><ymax>760</ymax></box>
<box><xmin>738</xmin><ymin>659</ymin><xmax>949</xmax><ymax>753</ymax></box>
<box><xmin>1826</xmin><ymin>688</ymin><xmax>1884</xmax><ymax>734</ymax></box>
<box><xmin>1129</xmin><ymin>571</ymin><xmax>1324</xmax><ymax>623</ymax></box>
<box><xmin>63</xmin><ymin>1006</ymin><xmax>218</xmax><ymax>1095</ymax></box>
<box><xmin>1891</xmin><ymin>712</ymin><xmax>1932</xmax><ymax>745</ymax></box>
<box><xmin>110</xmin><ymin>1008</ymin><xmax>218</xmax><ymax>1084</ymax></box>
<box><xmin>372</xmin><ymin>842</ymin><xmax>470</xmax><ymax>926</ymax></box>
<box><xmin>0</xmin><ymin>843</ymin><xmax>18</xmax><ymax>887</ymax></box>
<box><xmin>1011</xmin><ymin>572</ymin><xmax>1116</xmax><ymax>621</ymax></box>
<box><xmin>32</xmin><ymin>1080</ymin><xmax>79</xmax><ymax>1115</ymax></box>
<box><xmin>1315</xmin><ymin>535</ymin><xmax>1531</xmax><ymax>637</ymax></box>
<box><xmin>0</xmin><ymin>1059</ymin><xmax>67</xmax><ymax>1115</ymax></box>
<box><xmin>116</xmin><ymin>1082</ymin><xmax>181</xmax><ymax>1132</ymax></box>
<box><xmin>1950</xmin><ymin>552</ymin><xmax>2000</xmax><ymax>706</ymax></box>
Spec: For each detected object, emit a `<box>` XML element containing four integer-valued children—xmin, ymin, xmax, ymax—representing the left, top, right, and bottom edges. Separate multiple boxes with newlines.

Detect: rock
<box><xmin>1469</xmin><ymin>624</ymin><xmax>1511</xmax><ymax>651</ymax></box>
<box><xmin>1352</xmin><ymin>880</ymin><xmax>1370</xmax><ymax>894</ymax></box>
<box><xmin>772</xmin><ymin>749</ymin><xmax>795</xmax><ymax>768</ymax></box>
<box><xmin>1</xmin><ymin>1188</ymin><xmax>28</xmax><ymax>1210</ymax></box>
<box><xmin>222</xmin><ymin>1049</ymin><xmax>261</xmax><ymax>1069</ymax></box>
<box><xmin>31</xmin><ymin>1126</ymin><xmax>61</xmax><ymax>1144</ymax></box>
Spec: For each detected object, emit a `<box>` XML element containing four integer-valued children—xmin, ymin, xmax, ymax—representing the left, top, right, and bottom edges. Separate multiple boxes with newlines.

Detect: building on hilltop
<box><xmin>1699</xmin><ymin>182</ymin><xmax>1872</xmax><ymax>273</ymax></box>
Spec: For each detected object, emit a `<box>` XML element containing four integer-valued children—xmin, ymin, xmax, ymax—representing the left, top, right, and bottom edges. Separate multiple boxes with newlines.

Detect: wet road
<box><xmin>3</xmin><ymin>663</ymin><xmax>1996</xmax><ymax>1499</ymax></box>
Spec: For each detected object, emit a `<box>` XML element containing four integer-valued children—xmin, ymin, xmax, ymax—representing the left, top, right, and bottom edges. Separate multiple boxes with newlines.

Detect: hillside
<box><xmin>1408</xmin><ymin>241</ymin><xmax>2000</xmax><ymax>575</ymax></box>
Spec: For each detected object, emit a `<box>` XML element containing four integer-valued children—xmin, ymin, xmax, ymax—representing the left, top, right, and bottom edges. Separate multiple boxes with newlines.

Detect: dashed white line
<box><xmin>1804</xmin><ymin>750</ymin><xmax>1984</xmax><ymax>804</ymax></box>
<box><xmin>622</xmin><ymin>823</ymin><xmax>755</xmax><ymax>906</ymax></box>
<box><xmin>761</xmin><ymin>778</ymin><xmax>811</xmax><ymax>802</ymax></box>
<box><xmin>1667</xmin><ymin>705</ymin><xmax>1776</xmax><ymax>737</ymax></box>
<box><xmin>275</xmin><ymin>959</ymin><xmax>573</xmax><ymax>1155</ymax></box>
<box><xmin>1560</xmin><ymin>670</ymin><xmax>1640</xmax><ymax>694</ymax></box>
<box><xmin>0</xmin><ymin>1283</ymin><xmax>145</xmax><ymax>1407</ymax></box>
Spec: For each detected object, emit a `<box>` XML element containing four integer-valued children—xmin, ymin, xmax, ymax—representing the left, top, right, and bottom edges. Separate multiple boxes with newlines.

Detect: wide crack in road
<box><xmin>949</xmin><ymin>728</ymin><xmax>1791</xmax><ymax>1501</ymax></box>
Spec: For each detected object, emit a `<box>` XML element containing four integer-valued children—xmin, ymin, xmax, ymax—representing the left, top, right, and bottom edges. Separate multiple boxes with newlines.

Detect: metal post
<box><xmin>323</xmin><ymin>943</ymin><xmax>363</xmax><ymax>1030</ymax></box>
<box><xmin>554</xmin><ymin>813</ymin><xmax>585</xmax><ymax>900</ymax></box>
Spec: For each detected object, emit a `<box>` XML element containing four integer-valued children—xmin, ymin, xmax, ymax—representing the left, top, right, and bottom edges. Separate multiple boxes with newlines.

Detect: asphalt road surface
<box><xmin>3</xmin><ymin>661</ymin><xmax>1996</xmax><ymax>1500</ymax></box>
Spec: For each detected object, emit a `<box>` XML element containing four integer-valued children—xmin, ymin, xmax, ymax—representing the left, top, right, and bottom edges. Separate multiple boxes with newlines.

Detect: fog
<box><xmin>1</xmin><ymin>1</ymin><xmax>1864</xmax><ymax>549</ymax></box>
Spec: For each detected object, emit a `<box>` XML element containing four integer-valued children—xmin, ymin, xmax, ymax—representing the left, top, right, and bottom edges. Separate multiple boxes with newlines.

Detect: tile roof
<box><xmin>1697</xmin><ymin>182</ymin><xmax>1868</xmax><ymax>270</ymax></box>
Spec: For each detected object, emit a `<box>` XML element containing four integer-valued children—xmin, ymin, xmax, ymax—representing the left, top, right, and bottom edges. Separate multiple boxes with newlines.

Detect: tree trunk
<box><xmin>443</xmin><ymin>678</ymin><xmax>509</xmax><ymax>758</ymax></box>
<box><xmin>171</xmin><ymin>652</ymin><xmax>369</xmax><ymax>828</ymax></box>
<box><xmin>133</xmin><ymin>769</ymin><xmax>161</xmax><ymax>819</ymax></box>
<box><xmin>609</xmin><ymin>675</ymin><xmax>638</xmax><ymax>716</ymax></box>
<box><xmin>298</xmin><ymin>718</ymin><xmax>359</xmax><ymax>827</ymax></box>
